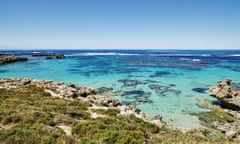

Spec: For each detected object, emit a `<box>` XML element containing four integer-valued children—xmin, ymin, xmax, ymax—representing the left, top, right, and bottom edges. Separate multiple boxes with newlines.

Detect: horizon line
<box><xmin>1</xmin><ymin>48</ymin><xmax>240</xmax><ymax>51</ymax></box>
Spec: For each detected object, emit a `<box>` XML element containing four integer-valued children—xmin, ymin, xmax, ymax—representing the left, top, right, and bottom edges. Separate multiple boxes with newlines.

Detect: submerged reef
<box><xmin>118</xmin><ymin>79</ymin><xmax>147</xmax><ymax>87</ymax></box>
<box><xmin>192</xmin><ymin>87</ymin><xmax>208</xmax><ymax>94</ymax></box>
<box><xmin>148</xmin><ymin>84</ymin><xmax>181</xmax><ymax>96</ymax></box>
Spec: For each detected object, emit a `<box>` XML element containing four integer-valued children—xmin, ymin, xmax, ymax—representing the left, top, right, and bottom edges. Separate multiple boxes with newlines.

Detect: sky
<box><xmin>0</xmin><ymin>0</ymin><xmax>240</xmax><ymax>50</ymax></box>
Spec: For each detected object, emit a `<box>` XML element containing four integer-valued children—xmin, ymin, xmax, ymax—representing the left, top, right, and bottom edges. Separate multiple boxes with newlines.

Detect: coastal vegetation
<box><xmin>0</xmin><ymin>85</ymin><xmax>236</xmax><ymax>144</ymax></box>
<box><xmin>196</xmin><ymin>100</ymin><xmax>235</xmax><ymax>127</ymax></box>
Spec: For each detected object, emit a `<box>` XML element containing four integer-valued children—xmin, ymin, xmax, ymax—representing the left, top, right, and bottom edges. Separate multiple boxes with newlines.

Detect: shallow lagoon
<box><xmin>1</xmin><ymin>50</ymin><xmax>240</xmax><ymax>129</ymax></box>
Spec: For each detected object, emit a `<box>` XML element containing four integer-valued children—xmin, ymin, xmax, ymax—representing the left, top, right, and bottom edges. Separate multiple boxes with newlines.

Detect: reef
<box><xmin>192</xmin><ymin>87</ymin><xmax>208</xmax><ymax>94</ymax></box>
<box><xmin>0</xmin><ymin>53</ymin><xmax>28</xmax><ymax>65</ymax></box>
<box><xmin>148</xmin><ymin>84</ymin><xmax>181</xmax><ymax>96</ymax></box>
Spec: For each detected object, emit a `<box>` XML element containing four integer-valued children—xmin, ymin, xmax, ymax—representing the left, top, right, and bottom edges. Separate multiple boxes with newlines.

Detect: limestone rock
<box><xmin>209</xmin><ymin>79</ymin><xmax>240</xmax><ymax>110</ymax></box>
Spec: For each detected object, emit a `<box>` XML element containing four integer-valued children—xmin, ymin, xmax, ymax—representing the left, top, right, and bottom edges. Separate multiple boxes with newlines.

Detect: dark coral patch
<box><xmin>118</xmin><ymin>79</ymin><xmax>147</xmax><ymax>87</ymax></box>
<box><xmin>150</xmin><ymin>71</ymin><xmax>171</xmax><ymax>77</ymax></box>
<box><xmin>192</xmin><ymin>87</ymin><xmax>208</xmax><ymax>94</ymax></box>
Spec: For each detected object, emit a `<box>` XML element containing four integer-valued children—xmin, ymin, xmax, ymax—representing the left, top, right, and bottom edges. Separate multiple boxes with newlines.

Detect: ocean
<box><xmin>1</xmin><ymin>49</ymin><xmax>240</xmax><ymax>129</ymax></box>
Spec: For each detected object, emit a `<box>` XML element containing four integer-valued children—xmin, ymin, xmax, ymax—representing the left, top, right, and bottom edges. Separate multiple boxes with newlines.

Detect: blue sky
<box><xmin>0</xmin><ymin>0</ymin><xmax>240</xmax><ymax>49</ymax></box>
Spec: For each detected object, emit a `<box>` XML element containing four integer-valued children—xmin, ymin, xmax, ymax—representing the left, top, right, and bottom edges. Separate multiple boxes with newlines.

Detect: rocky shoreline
<box><xmin>0</xmin><ymin>78</ymin><xmax>165</xmax><ymax>128</ymax></box>
<box><xmin>0</xmin><ymin>53</ymin><xmax>28</xmax><ymax>65</ymax></box>
<box><xmin>2</xmin><ymin>77</ymin><xmax>240</xmax><ymax>142</ymax></box>
<box><xmin>208</xmin><ymin>79</ymin><xmax>240</xmax><ymax>142</ymax></box>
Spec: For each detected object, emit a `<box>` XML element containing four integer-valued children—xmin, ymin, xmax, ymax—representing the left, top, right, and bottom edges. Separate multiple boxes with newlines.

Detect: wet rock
<box><xmin>63</xmin><ymin>87</ymin><xmax>78</xmax><ymax>98</ymax></box>
<box><xmin>135</xmin><ymin>108</ymin><xmax>141</xmax><ymax>113</ymax></box>
<box><xmin>112</xmin><ymin>99</ymin><xmax>121</xmax><ymax>106</ymax></box>
<box><xmin>56</xmin><ymin>54</ymin><xmax>65</xmax><ymax>59</ymax></box>
<box><xmin>192</xmin><ymin>87</ymin><xmax>208</xmax><ymax>94</ymax></box>
<box><xmin>46</xmin><ymin>56</ymin><xmax>53</xmax><ymax>59</ymax></box>
<box><xmin>209</xmin><ymin>79</ymin><xmax>240</xmax><ymax>110</ymax></box>
<box><xmin>68</xmin><ymin>82</ymin><xmax>76</xmax><ymax>88</ymax></box>
<box><xmin>22</xmin><ymin>79</ymin><xmax>32</xmax><ymax>85</ymax></box>
<box><xmin>78</xmin><ymin>86</ymin><xmax>96</xmax><ymax>97</ymax></box>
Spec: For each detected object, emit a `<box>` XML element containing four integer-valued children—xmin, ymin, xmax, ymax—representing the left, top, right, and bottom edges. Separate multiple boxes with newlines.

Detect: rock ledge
<box><xmin>209</xmin><ymin>79</ymin><xmax>240</xmax><ymax>110</ymax></box>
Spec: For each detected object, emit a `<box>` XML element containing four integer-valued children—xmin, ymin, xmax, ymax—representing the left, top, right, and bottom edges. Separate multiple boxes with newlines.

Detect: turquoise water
<box><xmin>1</xmin><ymin>50</ymin><xmax>240</xmax><ymax>129</ymax></box>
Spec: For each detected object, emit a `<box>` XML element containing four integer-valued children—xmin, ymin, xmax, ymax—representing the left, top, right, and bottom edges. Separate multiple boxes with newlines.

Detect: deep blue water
<box><xmin>1</xmin><ymin>49</ymin><xmax>240</xmax><ymax>129</ymax></box>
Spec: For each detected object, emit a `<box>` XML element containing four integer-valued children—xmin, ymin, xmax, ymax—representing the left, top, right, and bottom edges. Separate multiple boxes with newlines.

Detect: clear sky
<box><xmin>0</xmin><ymin>0</ymin><xmax>240</xmax><ymax>49</ymax></box>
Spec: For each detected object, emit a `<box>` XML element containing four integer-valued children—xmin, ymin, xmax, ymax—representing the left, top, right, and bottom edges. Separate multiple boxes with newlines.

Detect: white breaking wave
<box><xmin>179</xmin><ymin>58</ymin><xmax>201</xmax><ymax>62</ymax></box>
<box><xmin>227</xmin><ymin>54</ymin><xmax>240</xmax><ymax>57</ymax></box>
<box><xmin>179</xmin><ymin>58</ymin><xmax>191</xmax><ymax>61</ymax></box>
<box><xmin>192</xmin><ymin>59</ymin><xmax>201</xmax><ymax>62</ymax></box>
<box><xmin>65</xmin><ymin>52</ymin><xmax>140</xmax><ymax>56</ymax></box>
<box><xmin>150</xmin><ymin>54</ymin><xmax>194</xmax><ymax>57</ymax></box>
<box><xmin>201</xmin><ymin>54</ymin><xmax>211</xmax><ymax>57</ymax></box>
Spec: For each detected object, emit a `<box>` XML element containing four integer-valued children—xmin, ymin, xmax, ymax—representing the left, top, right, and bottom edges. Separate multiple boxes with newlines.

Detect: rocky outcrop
<box><xmin>209</xmin><ymin>79</ymin><xmax>240</xmax><ymax>110</ymax></box>
<box><xmin>32</xmin><ymin>53</ymin><xmax>65</xmax><ymax>59</ymax></box>
<box><xmin>0</xmin><ymin>53</ymin><xmax>28</xmax><ymax>65</ymax></box>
